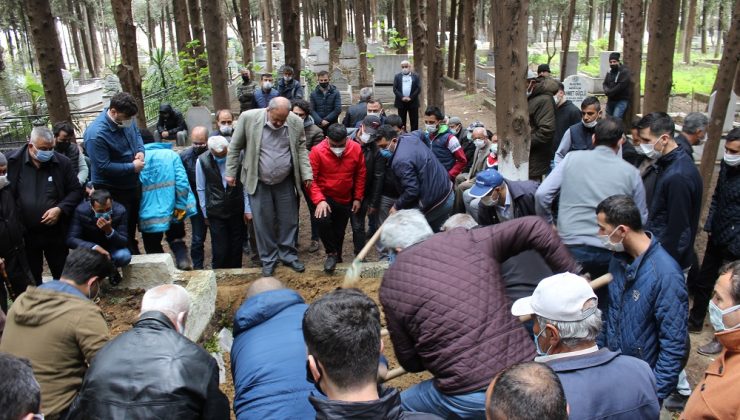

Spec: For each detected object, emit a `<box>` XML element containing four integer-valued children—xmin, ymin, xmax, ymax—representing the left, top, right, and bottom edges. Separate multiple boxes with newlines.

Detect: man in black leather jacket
<box><xmin>67</xmin><ymin>284</ymin><xmax>229</xmax><ymax>420</ymax></box>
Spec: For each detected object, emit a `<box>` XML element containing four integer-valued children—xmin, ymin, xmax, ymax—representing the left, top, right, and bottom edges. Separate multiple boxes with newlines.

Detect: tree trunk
<box><xmin>187</xmin><ymin>0</ymin><xmax>206</xmax><ymax>67</ymax></box>
<box><xmin>302</xmin><ymin>0</ymin><xmax>310</xmax><ymax>48</ymax></box>
<box><xmin>491</xmin><ymin>0</ymin><xmax>530</xmax><ymax>181</ymax></box>
<box><xmin>261</xmin><ymin>0</ymin><xmax>273</xmax><ymax>72</ymax></box>
<box><xmin>643</xmin><ymin>0</ymin><xmax>680</xmax><ymax>113</ymax></box>
<box><xmin>684</xmin><ymin>0</ymin><xmax>697</xmax><ymax>62</ymax></box>
<box><xmin>111</xmin><ymin>0</ymin><xmax>146</xmax><ymax>128</ymax></box>
<box><xmin>166</xmin><ymin>5</ymin><xmax>176</xmax><ymax>55</ymax></box>
<box><xmin>427</xmin><ymin>0</ymin><xmax>444</xmax><ymax>107</ymax></box>
<box><xmin>353</xmin><ymin>0</ymin><xmax>369</xmax><ymax>86</ymax></box>
<box><xmin>700</xmin><ymin>0</ymin><xmax>708</xmax><ymax>54</ymax></box>
<box><xmin>463</xmin><ymin>0</ymin><xmax>476</xmax><ymax>94</ymax></box>
<box><xmin>585</xmin><ymin>0</ymin><xmax>594</xmax><ymax>63</ymax></box>
<box><xmin>678</xmin><ymin>0</ymin><xmax>689</xmax><ymax>54</ymax></box>
<box><xmin>146</xmin><ymin>0</ymin><xmax>155</xmax><ymax>52</ymax></box>
<box><xmin>560</xmin><ymin>0</ymin><xmax>576</xmax><ymax>77</ymax></box>
<box><xmin>410</xmin><ymin>0</ymin><xmax>426</xmax><ymax>109</ymax></box>
<box><xmin>25</xmin><ymin>0</ymin><xmax>72</xmax><ymax>123</ymax></box>
<box><xmin>699</xmin><ymin>0</ymin><xmax>739</xmax><ymax>213</ymax></box>
<box><xmin>622</xmin><ymin>0</ymin><xmax>644</xmax><ymax>119</ymax></box>
<box><xmin>326</xmin><ymin>0</ymin><xmax>341</xmax><ymax>70</ymax></box>
<box><xmin>159</xmin><ymin>6</ymin><xmax>167</xmax><ymax>54</ymax></box>
<box><xmin>99</xmin><ymin>0</ymin><xmax>111</xmax><ymax>68</ymax></box>
<box><xmin>395</xmin><ymin>0</ymin><xmax>409</xmax><ymax>54</ymax></box>
<box><xmin>201</xmin><ymin>0</ymin><xmax>230</xmax><ymax>110</ymax></box>
<box><xmin>172</xmin><ymin>0</ymin><xmax>191</xmax><ymax>55</ymax></box>
<box><xmin>280</xmin><ymin>0</ymin><xmax>301</xmax><ymax>75</ymax></box>
<box><xmin>239</xmin><ymin>0</ymin><xmax>254</xmax><ymax>65</ymax></box>
<box><xmin>85</xmin><ymin>3</ymin><xmax>102</xmax><ymax>73</ymax></box>
<box><xmin>75</xmin><ymin>1</ymin><xmax>96</xmax><ymax>78</ymax></box>
<box><xmin>714</xmin><ymin>0</ymin><xmax>724</xmax><ymax>58</ymax></box>
<box><xmin>66</xmin><ymin>0</ymin><xmax>86</xmax><ymax>77</ymax></box>
<box><xmin>453</xmin><ymin>0</ymin><xmax>463</xmax><ymax>79</ymax></box>
<box><xmin>608</xmin><ymin>0</ymin><xmax>618</xmax><ymax>50</ymax></box>
<box><xmin>447</xmin><ymin>0</ymin><xmax>457</xmax><ymax>77</ymax></box>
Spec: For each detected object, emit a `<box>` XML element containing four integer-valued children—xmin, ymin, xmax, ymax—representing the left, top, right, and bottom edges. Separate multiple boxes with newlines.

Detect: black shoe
<box><xmin>663</xmin><ymin>392</ymin><xmax>689</xmax><ymax>412</ymax></box>
<box><xmin>283</xmin><ymin>260</ymin><xmax>305</xmax><ymax>273</ymax></box>
<box><xmin>688</xmin><ymin>322</ymin><xmax>703</xmax><ymax>334</ymax></box>
<box><xmin>697</xmin><ymin>337</ymin><xmax>722</xmax><ymax>356</ymax></box>
<box><xmin>109</xmin><ymin>269</ymin><xmax>123</xmax><ymax>286</ymax></box>
<box><xmin>324</xmin><ymin>255</ymin><xmax>338</xmax><ymax>273</ymax></box>
<box><xmin>262</xmin><ymin>265</ymin><xmax>275</xmax><ymax>276</ymax></box>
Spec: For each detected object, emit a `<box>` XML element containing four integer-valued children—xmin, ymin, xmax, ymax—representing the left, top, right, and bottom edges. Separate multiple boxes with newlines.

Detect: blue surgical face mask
<box><xmin>709</xmin><ymin>301</ymin><xmax>740</xmax><ymax>332</ymax></box>
<box><xmin>388</xmin><ymin>250</ymin><xmax>397</xmax><ymax>265</ymax></box>
<box><xmin>533</xmin><ymin>327</ymin><xmax>552</xmax><ymax>357</ymax></box>
<box><xmin>214</xmin><ymin>156</ymin><xmax>227</xmax><ymax>164</ymax></box>
<box><xmin>35</xmin><ymin>149</ymin><xmax>54</xmax><ymax>162</ymax></box>
<box><xmin>380</xmin><ymin>148</ymin><xmax>393</xmax><ymax>159</ymax></box>
<box><xmin>95</xmin><ymin>210</ymin><xmax>112</xmax><ymax>220</ymax></box>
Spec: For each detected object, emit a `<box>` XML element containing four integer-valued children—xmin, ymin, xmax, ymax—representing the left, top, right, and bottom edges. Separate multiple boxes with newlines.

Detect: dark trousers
<box><xmin>210</xmin><ymin>214</ymin><xmax>245</xmax><ymax>269</ymax></box>
<box><xmin>190</xmin><ymin>212</ymin><xmax>208</xmax><ymax>269</ymax></box>
<box><xmin>97</xmin><ymin>184</ymin><xmax>141</xmax><ymax>254</ymax></box>
<box><xmin>314</xmin><ymin>197</ymin><xmax>351</xmax><ymax>257</ymax></box>
<box><xmin>249</xmin><ymin>178</ymin><xmax>299</xmax><ymax>269</ymax></box>
<box><xmin>25</xmin><ymin>230</ymin><xmax>67</xmax><ymax>285</ymax></box>
<box><xmin>350</xmin><ymin>201</ymin><xmax>368</xmax><ymax>255</ymax></box>
<box><xmin>301</xmin><ymin>185</ymin><xmax>319</xmax><ymax>241</ymax></box>
<box><xmin>689</xmin><ymin>240</ymin><xmax>736</xmax><ymax>328</ymax></box>
<box><xmin>397</xmin><ymin>102</ymin><xmax>419</xmax><ymax>131</ymax></box>
<box><xmin>142</xmin><ymin>222</ymin><xmax>190</xmax><ymax>268</ymax></box>
<box><xmin>0</xmin><ymin>248</ymin><xmax>34</xmax><ymax>312</ymax></box>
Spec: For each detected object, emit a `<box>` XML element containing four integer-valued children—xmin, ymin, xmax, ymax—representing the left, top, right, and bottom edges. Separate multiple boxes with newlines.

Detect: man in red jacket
<box><xmin>309</xmin><ymin>124</ymin><xmax>366</xmax><ymax>273</ymax></box>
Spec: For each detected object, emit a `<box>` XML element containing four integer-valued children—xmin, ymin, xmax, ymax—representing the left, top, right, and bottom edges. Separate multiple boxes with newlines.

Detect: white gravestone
<box><xmin>563</xmin><ymin>75</ymin><xmax>589</xmax><ymax>109</ymax></box>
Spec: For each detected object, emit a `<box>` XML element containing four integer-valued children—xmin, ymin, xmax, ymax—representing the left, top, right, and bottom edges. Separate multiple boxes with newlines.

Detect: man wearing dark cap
<box><xmin>537</xmin><ymin>64</ymin><xmax>552</xmax><ymax>78</ymax></box>
<box><xmin>602</xmin><ymin>52</ymin><xmax>632</xmax><ymax>119</ymax></box>
<box><xmin>350</xmin><ymin>115</ymin><xmax>386</xmax><ymax>256</ymax></box>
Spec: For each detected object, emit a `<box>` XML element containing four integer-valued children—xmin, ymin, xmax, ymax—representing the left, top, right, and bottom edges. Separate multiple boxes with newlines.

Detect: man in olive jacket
<box><xmin>527</xmin><ymin>72</ymin><xmax>558</xmax><ymax>181</ymax></box>
<box><xmin>225</xmin><ymin>97</ymin><xmax>313</xmax><ymax>276</ymax></box>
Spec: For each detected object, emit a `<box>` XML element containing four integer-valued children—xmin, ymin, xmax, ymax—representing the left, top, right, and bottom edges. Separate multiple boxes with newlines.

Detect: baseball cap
<box><xmin>468</xmin><ymin>169</ymin><xmax>504</xmax><ymax>198</ymax></box>
<box><xmin>448</xmin><ymin>116</ymin><xmax>462</xmax><ymax>126</ymax></box>
<box><xmin>511</xmin><ymin>273</ymin><xmax>597</xmax><ymax>322</ymax></box>
<box><xmin>362</xmin><ymin>115</ymin><xmax>382</xmax><ymax>136</ymax></box>
<box><xmin>537</xmin><ymin>64</ymin><xmax>551</xmax><ymax>74</ymax></box>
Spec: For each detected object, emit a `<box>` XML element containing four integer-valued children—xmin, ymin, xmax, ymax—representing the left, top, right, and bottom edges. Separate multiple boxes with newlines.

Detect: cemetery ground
<box><xmin>43</xmin><ymin>89</ymin><xmax>721</xmax><ymax>419</ymax></box>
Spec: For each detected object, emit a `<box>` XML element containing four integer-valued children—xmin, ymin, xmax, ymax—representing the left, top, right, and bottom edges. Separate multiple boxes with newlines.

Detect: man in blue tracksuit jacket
<box><xmin>231</xmin><ymin>278</ymin><xmax>315</xmax><ymax>419</ymax></box>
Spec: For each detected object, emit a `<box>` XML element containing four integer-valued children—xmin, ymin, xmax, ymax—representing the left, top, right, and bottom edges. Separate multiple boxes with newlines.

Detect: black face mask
<box><xmin>610</xmin><ymin>64</ymin><xmax>619</xmax><ymax>71</ymax></box>
<box><xmin>55</xmin><ymin>142</ymin><xmax>71</xmax><ymax>152</ymax></box>
<box><xmin>242</xmin><ymin>75</ymin><xmax>250</xmax><ymax>83</ymax></box>
<box><xmin>305</xmin><ymin>358</ymin><xmax>325</xmax><ymax>395</ymax></box>
<box><xmin>193</xmin><ymin>145</ymin><xmax>208</xmax><ymax>155</ymax></box>
<box><xmin>319</xmin><ymin>82</ymin><xmax>329</xmax><ymax>89</ymax></box>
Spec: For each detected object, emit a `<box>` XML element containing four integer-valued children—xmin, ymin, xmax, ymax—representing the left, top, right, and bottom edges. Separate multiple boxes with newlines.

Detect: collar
<box><xmin>309</xmin><ymin>386</ymin><xmax>402</xmax><ymax>419</ymax></box>
<box><xmin>544</xmin><ymin>347</ymin><xmax>622</xmax><ymax>371</ymax></box>
<box><xmin>716</xmin><ymin>327</ymin><xmax>740</xmax><ymax>352</ymax></box>
<box><xmin>502</xmin><ymin>184</ymin><xmax>512</xmax><ymax>208</ymax></box>
<box><xmin>135</xmin><ymin>310</ymin><xmax>177</xmax><ymax>331</ymax></box>
<box><xmin>535</xmin><ymin>345</ymin><xmax>599</xmax><ymax>363</ymax></box>
<box><xmin>38</xmin><ymin>280</ymin><xmax>89</xmax><ymax>300</ymax></box>
<box><xmin>615</xmin><ymin>232</ymin><xmax>657</xmax><ymax>280</ymax></box>
<box><xmin>656</xmin><ymin>146</ymin><xmax>682</xmax><ymax>167</ymax></box>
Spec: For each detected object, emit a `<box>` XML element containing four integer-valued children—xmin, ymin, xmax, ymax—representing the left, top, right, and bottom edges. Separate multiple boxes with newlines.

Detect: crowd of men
<box><xmin>0</xmin><ymin>55</ymin><xmax>739</xmax><ymax>420</ymax></box>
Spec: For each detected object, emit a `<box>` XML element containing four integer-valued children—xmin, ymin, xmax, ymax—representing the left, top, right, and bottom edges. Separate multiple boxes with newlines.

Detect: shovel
<box><xmin>343</xmin><ymin>225</ymin><xmax>384</xmax><ymax>288</ymax></box>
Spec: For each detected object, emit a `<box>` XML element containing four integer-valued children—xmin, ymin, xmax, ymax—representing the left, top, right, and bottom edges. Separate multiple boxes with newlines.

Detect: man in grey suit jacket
<box><xmin>226</xmin><ymin>97</ymin><xmax>314</xmax><ymax>276</ymax></box>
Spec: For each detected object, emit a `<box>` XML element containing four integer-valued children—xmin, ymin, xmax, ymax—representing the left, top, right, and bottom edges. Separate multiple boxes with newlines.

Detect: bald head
<box><xmin>268</xmin><ymin>97</ymin><xmax>292</xmax><ymax>112</ymax></box>
<box><xmin>246</xmin><ymin>277</ymin><xmax>286</xmax><ymax>299</ymax></box>
<box><xmin>267</xmin><ymin>97</ymin><xmax>291</xmax><ymax>129</ymax></box>
<box><xmin>486</xmin><ymin>362</ymin><xmax>567</xmax><ymax>420</ymax></box>
<box><xmin>141</xmin><ymin>284</ymin><xmax>191</xmax><ymax>333</ymax></box>
<box><xmin>191</xmin><ymin>126</ymin><xmax>209</xmax><ymax>143</ymax></box>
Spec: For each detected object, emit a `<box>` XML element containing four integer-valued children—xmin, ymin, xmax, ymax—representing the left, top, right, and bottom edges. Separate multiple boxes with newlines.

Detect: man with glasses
<box><xmin>393</xmin><ymin>60</ymin><xmax>421</xmax><ymax>131</ymax></box>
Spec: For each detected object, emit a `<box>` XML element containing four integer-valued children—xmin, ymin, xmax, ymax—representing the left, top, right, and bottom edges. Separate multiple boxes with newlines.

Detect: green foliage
<box><xmin>144</xmin><ymin>48</ymin><xmax>182</xmax><ymax>94</ymax></box>
<box><xmin>177</xmin><ymin>40</ymin><xmax>211</xmax><ymax>106</ymax></box>
<box><xmin>23</xmin><ymin>73</ymin><xmax>45</xmax><ymax>115</ymax></box>
<box><xmin>301</xmin><ymin>68</ymin><xmax>317</xmax><ymax>92</ymax></box>
<box><xmin>528</xmin><ymin>52</ymin><xmax>547</xmax><ymax>66</ymax></box>
<box><xmin>203</xmin><ymin>333</ymin><xmax>220</xmax><ymax>354</ymax></box>
<box><xmin>386</xmin><ymin>27</ymin><xmax>408</xmax><ymax>53</ymax></box>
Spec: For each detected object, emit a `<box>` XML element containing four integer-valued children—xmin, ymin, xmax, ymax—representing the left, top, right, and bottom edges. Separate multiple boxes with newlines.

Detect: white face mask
<box><xmin>724</xmin><ymin>151</ymin><xmax>740</xmax><ymax>167</ymax></box>
<box><xmin>0</xmin><ymin>175</ymin><xmax>8</xmax><ymax>190</ymax></box>
<box><xmin>367</xmin><ymin>111</ymin><xmax>381</xmax><ymax>117</ymax></box>
<box><xmin>401</xmin><ymin>68</ymin><xmax>410</xmax><ymax>75</ymax></box>
<box><xmin>425</xmin><ymin>124</ymin><xmax>437</xmax><ymax>134</ymax></box>
<box><xmin>330</xmin><ymin>147</ymin><xmax>345</xmax><ymax>157</ymax></box>
<box><xmin>598</xmin><ymin>226</ymin><xmax>625</xmax><ymax>253</ymax></box>
<box><xmin>490</xmin><ymin>143</ymin><xmax>498</xmax><ymax>154</ymax></box>
<box><xmin>219</xmin><ymin>124</ymin><xmax>233</xmax><ymax>136</ymax></box>
<box><xmin>263</xmin><ymin>81</ymin><xmax>273</xmax><ymax>90</ymax></box>
<box><xmin>640</xmin><ymin>143</ymin><xmax>661</xmax><ymax>159</ymax></box>
<box><xmin>360</xmin><ymin>133</ymin><xmax>371</xmax><ymax>143</ymax></box>
<box><xmin>474</xmin><ymin>139</ymin><xmax>485</xmax><ymax>149</ymax></box>
<box><xmin>120</xmin><ymin>119</ymin><xmax>134</xmax><ymax>128</ymax></box>
<box><xmin>583</xmin><ymin>120</ymin><xmax>598</xmax><ymax>128</ymax></box>
<box><xmin>284</xmin><ymin>76</ymin><xmax>292</xmax><ymax>82</ymax></box>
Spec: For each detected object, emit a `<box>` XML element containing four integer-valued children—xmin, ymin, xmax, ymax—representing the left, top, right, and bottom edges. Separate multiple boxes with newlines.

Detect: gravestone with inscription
<box><xmin>562</xmin><ymin>75</ymin><xmax>589</xmax><ymax>109</ymax></box>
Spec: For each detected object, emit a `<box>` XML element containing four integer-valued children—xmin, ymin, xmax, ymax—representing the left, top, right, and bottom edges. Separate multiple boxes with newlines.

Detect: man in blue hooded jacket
<box><xmin>231</xmin><ymin>277</ymin><xmax>315</xmax><ymax>419</ymax></box>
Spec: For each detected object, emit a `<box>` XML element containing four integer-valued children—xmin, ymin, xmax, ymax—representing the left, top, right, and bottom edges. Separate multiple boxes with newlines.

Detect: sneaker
<box><xmin>663</xmin><ymin>392</ymin><xmax>689</xmax><ymax>412</ymax></box>
<box><xmin>697</xmin><ymin>337</ymin><xmax>722</xmax><ymax>356</ymax></box>
<box><xmin>324</xmin><ymin>255</ymin><xmax>338</xmax><ymax>274</ymax></box>
<box><xmin>308</xmin><ymin>240</ymin><xmax>320</xmax><ymax>253</ymax></box>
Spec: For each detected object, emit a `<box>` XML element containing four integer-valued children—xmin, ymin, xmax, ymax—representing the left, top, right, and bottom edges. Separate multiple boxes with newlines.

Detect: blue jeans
<box><xmin>111</xmin><ymin>248</ymin><xmax>132</xmax><ymax>267</ymax></box>
<box><xmin>401</xmin><ymin>379</ymin><xmax>487</xmax><ymax>419</ymax></box>
<box><xmin>425</xmin><ymin>192</ymin><xmax>455</xmax><ymax>233</ymax></box>
<box><xmin>190</xmin><ymin>212</ymin><xmax>208</xmax><ymax>269</ymax></box>
<box><xmin>606</xmin><ymin>99</ymin><xmax>629</xmax><ymax>119</ymax></box>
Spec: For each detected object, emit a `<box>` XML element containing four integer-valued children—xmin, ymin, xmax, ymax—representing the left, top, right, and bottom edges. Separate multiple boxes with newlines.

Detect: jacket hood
<box><xmin>233</xmin><ymin>289</ymin><xmax>306</xmax><ymax>335</ymax></box>
<box><xmin>159</xmin><ymin>103</ymin><xmax>174</xmax><ymax>115</ymax></box>
<box><xmin>530</xmin><ymin>77</ymin><xmax>560</xmax><ymax>98</ymax></box>
<box><xmin>10</xmin><ymin>285</ymin><xmax>91</xmax><ymax>327</ymax></box>
<box><xmin>304</xmin><ymin>115</ymin><xmax>317</xmax><ymax>128</ymax></box>
<box><xmin>310</xmin><ymin>386</ymin><xmax>405</xmax><ymax>419</ymax></box>
<box><xmin>144</xmin><ymin>142</ymin><xmax>173</xmax><ymax>151</ymax></box>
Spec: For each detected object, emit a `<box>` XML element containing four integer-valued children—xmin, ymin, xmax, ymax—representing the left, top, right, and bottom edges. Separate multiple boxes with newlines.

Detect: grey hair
<box><xmin>207</xmin><ymin>135</ymin><xmax>229</xmax><ymax>153</ymax></box>
<box><xmin>682</xmin><ymin>112</ymin><xmax>709</xmax><ymax>134</ymax></box>
<box><xmin>535</xmin><ymin>299</ymin><xmax>602</xmax><ymax>348</ymax></box>
<box><xmin>441</xmin><ymin>214</ymin><xmax>479</xmax><ymax>231</ymax></box>
<box><xmin>267</xmin><ymin>96</ymin><xmax>291</xmax><ymax>111</ymax></box>
<box><xmin>141</xmin><ymin>284</ymin><xmax>191</xmax><ymax>319</ymax></box>
<box><xmin>30</xmin><ymin>126</ymin><xmax>54</xmax><ymax>145</ymax></box>
<box><xmin>381</xmin><ymin>209</ymin><xmax>433</xmax><ymax>250</ymax></box>
<box><xmin>472</xmin><ymin>127</ymin><xmax>487</xmax><ymax>137</ymax></box>
<box><xmin>359</xmin><ymin>87</ymin><xmax>373</xmax><ymax>102</ymax></box>
<box><xmin>400</xmin><ymin>60</ymin><xmax>410</xmax><ymax>67</ymax></box>
<box><xmin>720</xmin><ymin>260</ymin><xmax>740</xmax><ymax>304</ymax></box>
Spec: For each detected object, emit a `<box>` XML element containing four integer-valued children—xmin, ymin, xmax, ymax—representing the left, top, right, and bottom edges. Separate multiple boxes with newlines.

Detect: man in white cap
<box><xmin>511</xmin><ymin>272</ymin><xmax>660</xmax><ymax>419</ymax></box>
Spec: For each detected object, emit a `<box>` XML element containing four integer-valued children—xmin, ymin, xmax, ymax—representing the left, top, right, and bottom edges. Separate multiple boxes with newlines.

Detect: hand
<box><xmin>92</xmin><ymin>245</ymin><xmax>111</xmax><ymax>259</ymax></box>
<box><xmin>367</xmin><ymin>207</ymin><xmax>377</xmax><ymax>216</ymax></box>
<box><xmin>133</xmin><ymin>158</ymin><xmax>145</xmax><ymax>173</ymax></box>
<box><xmin>303</xmin><ymin>180</ymin><xmax>313</xmax><ymax>190</ymax></box>
<box><xmin>389</xmin><ymin>206</ymin><xmax>397</xmax><ymax>215</ymax></box>
<box><xmin>315</xmin><ymin>201</ymin><xmax>331</xmax><ymax>219</ymax></box>
<box><xmin>40</xmin><ymin>207</ymin><xmax>62</xmax><ymax>225</ymax></box>
<box><xmin>321</xmin><ymin>120</ymin><xmax>329</xmax><ymax>127</ymax></box>
<box><xmin>162</xmin><ymin>131</ymin><xmax>169</xmax><ymax>138</ymax></box>
<box><xmin>244</xmin><ymin>213</ymin><xmax>253</xmax><ymax>223</ymax></box>
<box><xmin>351</xmin><ymin>200</ymin><xmax>361</xmax><ymax>214</ymax></box>
<box><xmin>96</xmin><ymin>217</ymin><xmax>113</xmax><ymax>235</ymax></box>
<box><xmin>225</xmin><ymin>176</ymin><xmax>236</xmax><ymax>187</ymax></box>
<box><xmin>135</xmin><ymin>152</ymin><xmax>145</xmax><ymax>161</ymax></box>
<box><xmin>402</xmin><ymin>97</ymin><xmax>411</xmax><ymax>102</ymax></box>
